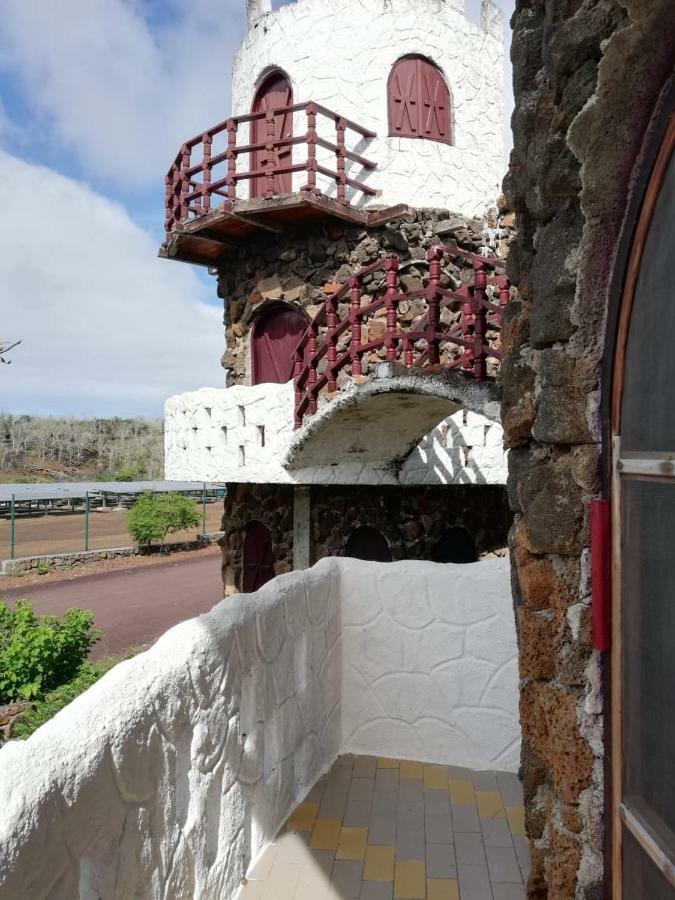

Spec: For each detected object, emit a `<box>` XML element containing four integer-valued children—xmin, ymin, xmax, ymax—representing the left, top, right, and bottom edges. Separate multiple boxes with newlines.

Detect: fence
<box><xmin>0</xmin><ymin>484</ymin><xmax>225</xmax><ymax>562</ymax></box>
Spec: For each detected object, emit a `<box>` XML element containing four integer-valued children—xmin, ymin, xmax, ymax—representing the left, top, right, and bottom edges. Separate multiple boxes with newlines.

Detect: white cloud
<box><xmin>0</xmin><ymin>0</ymin><xmax>246</xmax><ymax>187</ymax></box>
<box><xmin>0</xmin><ymin>151</ymin><xmax>224</xmax><ymax>417</ymax></box>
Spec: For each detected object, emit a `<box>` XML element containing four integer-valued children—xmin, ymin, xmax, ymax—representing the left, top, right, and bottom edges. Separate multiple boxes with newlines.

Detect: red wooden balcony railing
<box><xmin>164</xmin><ymin>102</ymin><xmax>377</xmax><ymax>237</ymax></box>
<box><xmin>293</xmin><ymin>244</ymin><xmax>509</xmax><ymax>428</ymax></box>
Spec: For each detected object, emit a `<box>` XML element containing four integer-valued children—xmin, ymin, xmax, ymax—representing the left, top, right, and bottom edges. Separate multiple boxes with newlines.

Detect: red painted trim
<box><xmin>590</xmin><ymin>498</ymin><xmax>611</xmax><ymax>651</ymax></box>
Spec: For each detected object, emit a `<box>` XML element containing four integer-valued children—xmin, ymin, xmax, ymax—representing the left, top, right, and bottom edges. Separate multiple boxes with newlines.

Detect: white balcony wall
<box><xmin>164</xmin><ymin>383</ymin><xmax>507</xmax><ymax>485</ymax></box>
<box><xmin>0</xmin><ymin>557</ymin><xmax>518</xmax><ymax>900</ymax></box>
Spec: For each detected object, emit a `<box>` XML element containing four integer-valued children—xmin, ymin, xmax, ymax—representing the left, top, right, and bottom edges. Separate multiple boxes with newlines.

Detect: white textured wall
<box><xmin>164</xmin><ymin>383</ymin><xmax>507</xmax><ymax>485</ymax></box>
<box><xmin>231</xmin><ymin>0</ymin><xmax>504</xmax><ymax>216</ymax></box>
<box><xmin>0</xmin><ymin>557</ymin><xmax>518</xmax><ymax>900</ymax></box>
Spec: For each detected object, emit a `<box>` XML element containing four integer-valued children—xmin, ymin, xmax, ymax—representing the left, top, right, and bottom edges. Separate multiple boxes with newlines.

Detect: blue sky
<box><xmin>0</xmin><ymin>0</ymin><xmax>513</xmax><ymax>418</ymax></box>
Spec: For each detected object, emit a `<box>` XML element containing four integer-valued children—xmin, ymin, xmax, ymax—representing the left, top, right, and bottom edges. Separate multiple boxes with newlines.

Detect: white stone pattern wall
<box><xmin>231</xmin><ymin>0</ymin><xmax>504</xmax><ymax>217</ymax></box>
<box><xmin>0</xmin><ymin>557</ymin><xmax>518</xmax><ymax>900</ymax></box>
<box><xmin>164</xmin><ymin>384</ymin><xmax>507</xmax><ymax>485</ymax></box>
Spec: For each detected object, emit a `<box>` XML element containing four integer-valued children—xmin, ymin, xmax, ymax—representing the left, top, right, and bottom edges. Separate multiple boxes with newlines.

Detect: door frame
<box><xmin>602</xmin><ymin>81</ymin><xmax>675</xmax><ymax>898</ymax></box>
<box><xmin>250</xmin><ymin>69</ymin><xmax>293</xmax><ymax>199</ymax></box>
<box><xmin>250</xmin><ymin>301</ymin><xmax>310</xmax><ymax>386</ymax></box>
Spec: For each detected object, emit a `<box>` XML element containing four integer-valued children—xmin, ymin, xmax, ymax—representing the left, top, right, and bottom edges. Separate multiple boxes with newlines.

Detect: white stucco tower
<box><xmin>234</xmin><ymin>0</ymin><xmax>505</xmax><ymax>215</ymax></box>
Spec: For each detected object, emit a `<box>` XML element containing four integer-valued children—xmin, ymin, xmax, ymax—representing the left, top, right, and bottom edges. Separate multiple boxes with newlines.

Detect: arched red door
<box><xmin>251</xmin><ymin>72</ymin><xmax>293</xmax><ymax>199</ymax></box>
<box><xmin>344</xmin><ymin>526</ymin><xmax>392</xmax><ymax>562</ymax></box>
<box><xmin>242</xmin><ymin>521</ymin><xmax>276</xmax><ymax>592</ymax></box>
<box><xmin>251</xmin><ymin>304</ymin><xmax>308</xmax><ymax>385</ymax></box>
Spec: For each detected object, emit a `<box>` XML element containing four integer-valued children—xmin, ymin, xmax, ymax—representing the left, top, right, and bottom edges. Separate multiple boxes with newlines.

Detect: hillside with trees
<box><xmin>0</xmin><ymin>413</ymin><xmax>164</xmax><ymax>482</ymax></box>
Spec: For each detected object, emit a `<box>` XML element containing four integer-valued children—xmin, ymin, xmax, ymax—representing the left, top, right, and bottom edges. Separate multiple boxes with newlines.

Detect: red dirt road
<box><xmin>0</xmin><ymin>553</ymin><xmax>224</xmax><ymax>659</ymax></box>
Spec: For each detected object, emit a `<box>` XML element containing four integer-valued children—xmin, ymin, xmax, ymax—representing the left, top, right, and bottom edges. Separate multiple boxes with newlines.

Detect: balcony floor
<box><xmin>237</xmin><ymin>755</ymin><xmax>529</xmax><ymax>900</ymax></box>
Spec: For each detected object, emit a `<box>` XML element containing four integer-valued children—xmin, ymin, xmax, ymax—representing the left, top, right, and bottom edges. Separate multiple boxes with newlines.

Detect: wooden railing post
<box><xmin>336</xmin><ymin>117</ymin><xmax>347</xmax><ymax>204</ymax></box>
<box><xmin>294</xmin><ymin>348</ymin><xmax>304</xmax><ymax>428</ymax></box>
<box><xmin>164</xmin><ymin>172</ymin><xmax>173</xmax><ymax>234</ymax></box>
<box><xmin>179</xmin><ymin>143</ymin><xmax>191</xmax><ymax>222</ymax></box>
<box><xmin>265</xmin><ymin>111</ymin><xmax>276</xmax><ymax>199</ymax></box>
<box><xmin>226</xmin><ymin>118</ymin><xmax>238</xmax><ymax>203</ymax></box>
<box><xmin>427</xmin><ymin>247</ymin><xmax>442</xmax><ymax>365</ymax></box>
<box><xmin>473</xmin><ymin>260</ymin><xmax>488</xmax><ymax>381</ymax></box>
<box><xmin>307</xmin><ymin>322</ymin><xmax>319</xmax><ymax>414</ymax></box>
<box><xmin>403</xmin><ymin>337</ymin><xmax>414</xmax><ymax>369</ymax></box>
<box><xmin>202</xmin><ymin>133</ymin><xmax>212</xmax><ymax>214</ymax></box>
<box><xmin>304</xmin><ymin>103</ymin><xmax>318</xmax><ymax>194</ymax></box>
<box><xmin>326</xmin><ymin>292</ymin><xmax>338</xmax><ymax>391</ymax></box>
<box><xmin>384</xmin><ymin>257</ymin><xmax>400</xmax><ymax>361</ymax></box>
<box><xmin>349</xmin><ymin>275</ymin><xmax>363</xmax><ymax>376</ymax></box>
<box><xmin>499</xmin><ymin>277</ymin><xmax>510</xmax><ymax>312</ymax></box>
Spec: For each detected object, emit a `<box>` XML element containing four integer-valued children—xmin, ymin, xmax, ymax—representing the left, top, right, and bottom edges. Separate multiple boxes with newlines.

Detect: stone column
<box><xmin>293</xmin><ymin>486</ymin><xmax>311</xmax><ymax>570</ymax></box>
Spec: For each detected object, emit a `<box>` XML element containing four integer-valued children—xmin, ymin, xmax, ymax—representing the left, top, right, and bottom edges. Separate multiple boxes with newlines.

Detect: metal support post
<box><xmin>202</xmin><ymin>483</ymin><xmax>207</xmax><ymax>534</ymax></box>
<box><xmin>84</xmin><ymin>492</ymin><xmax>90</xmax><ymax>552</ymax></box>
<box><xmin>10</xmin><ymin>494</ymin><xmax>15</xmax><ymax>560</ymax></box>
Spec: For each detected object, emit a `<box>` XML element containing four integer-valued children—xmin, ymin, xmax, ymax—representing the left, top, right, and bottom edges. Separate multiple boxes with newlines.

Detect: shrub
<box><xmin>35</xmin><ymin>559</ymin><xmax>51</xmax><ymax>576</ymax></box>
<box><xmin>127</xmin><ymin>491</ymin><xmax>200</xmax><ymax>547</ymax></box>
<box><xmin>0</xmin><ymin>600</ymin><xmax>102</xmax><ymax>703</ymax></box>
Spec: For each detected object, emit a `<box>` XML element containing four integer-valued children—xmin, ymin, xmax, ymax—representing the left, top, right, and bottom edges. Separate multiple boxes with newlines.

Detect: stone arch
<box><xmin>344</xmin><ymin>525</ymin><xmax>392</xmax><ymax>562</ymax></box>
<box><xmin>251</xmin><ymin>301</ymin><xmax>309</xmax><ymax>385</ymax></box>
<box><xmin>431</xmin><ymin>526</ymin><xmax>478</xmax><ymax>564</ymax></box>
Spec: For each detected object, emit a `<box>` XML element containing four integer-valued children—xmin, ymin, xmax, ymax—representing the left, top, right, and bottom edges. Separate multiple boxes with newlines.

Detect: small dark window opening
<box><xmin>388</xmin><ymin>55</ymin><xmax>452</xmax><ymax>144</ymax></box>
<box><xmin>431</xmin><ymin>527</ymin><xmax>477</xmax><ymax>564</ymax></box>
<box><xmin>344</xmin><ymin>526</ymin><xmax>392</xmax><ymax>562</ymax></box>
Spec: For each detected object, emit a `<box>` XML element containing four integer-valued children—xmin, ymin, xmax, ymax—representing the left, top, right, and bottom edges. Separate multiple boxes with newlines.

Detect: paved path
<box><xmin>0</xmin><ymin>553</ymin><xmax>224</xmax><ymax>659</ymax></box>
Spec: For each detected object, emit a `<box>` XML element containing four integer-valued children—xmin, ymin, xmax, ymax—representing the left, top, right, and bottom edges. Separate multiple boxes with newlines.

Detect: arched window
<box><xmin>250</xmin><ymin>70</ymin><xmax>293</xmax><ymax>198</ymax></box>
<box><xmin>242</xmin><ymin>520</ymin><xmax>276</xmax><ymax>592</ymax></box>
<box><xmin>431</xmin><ymin>527</ymin><xmax>477</xmax><ymax>564</ymax></box>
<box><xmin>388</xmin><ymin>56</ymin><xmax>452</xmax><ymax>144</ymax></box>
<box><xmin>344</xmin><ymin>526</ymin><xmax>392</xmax><ymax>562</ymax></box>
<box><xmin>251</xmin><ymin>303</ymin><xmax>308</xmax><ymax>385</ymax></box>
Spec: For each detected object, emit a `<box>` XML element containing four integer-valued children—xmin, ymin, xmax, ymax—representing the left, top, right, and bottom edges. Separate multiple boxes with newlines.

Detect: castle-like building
<box><xmin>163</xmin><ymin>0</ymin><xmax>512</xmax><ymax>593</ymax></box>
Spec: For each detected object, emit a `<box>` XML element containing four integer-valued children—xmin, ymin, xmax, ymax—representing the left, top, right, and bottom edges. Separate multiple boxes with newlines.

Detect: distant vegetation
<box><xmin>0</xmin><ymin>413</ymin><xmax>164</xmax><ymax>482</ymax></box>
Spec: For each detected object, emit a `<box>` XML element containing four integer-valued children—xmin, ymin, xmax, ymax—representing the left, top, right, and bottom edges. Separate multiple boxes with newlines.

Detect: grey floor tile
<box><xmin>424</xmin><ymin>789</ymin><xmax>450</xmax><ymax>814</ymax></box>
<box><xmin>353</xmin><ymin>756</ymin><xmax>378</xmax><ymax>778</ymax></box>
<box><xmin>319</xmin><ymin>789</ymin><xmax>348</xmax><ymax>818</ymax></box>
<box><xmin>481</xmin><ymin>816</ymin><xmax>514</xmax><ymax>848</ymax></box>
<box><xmin>455</xmin><ymin>831</ymin><xmax>487</xmax><ymax>866</ymax></box>
<box><xmin>332</xmin><ymin>859</ymin><xmax>363</xmax><ymax>898</ymax></box>
<box><xmin>426</xmin><ymin>843</ymin><xmax>456</xmax><ymax>878</ymax></box>
<box><xmin>425</xmin><ymin>811</ymin><xmax>453</xmax><ymax>844</ymax></box>
<box><xmin>349</xmin><ymin>777</ymin><xmax>375</xmax><ymax>803</ymax></box>
<box><xmin>334</xmin><ymin>754</ymin><xmax>355</xmax><ymax>770</ymax></box>
<box><xmin>496</xmin><ymin>773</ymin><xmax>524</xmax><ymax>807</ymax></box>
<box><xmin>368</xmin><ymin>812</ymin><xmax>397</xmax><ymax>844</ymax></box>
<box><xmin>397</xmin><ymin>802</ymin><xmax>425</xmax><ymax>830</ymax></box>
<box><xmin>309</xmin><ymin>849</ymin><xmax>336</xmax><ymax>879</ymax></box>
<box><xmin>447</xmin><ymin>765</ymin><xmax>472</xmax><ymax>779</ymax></box>
<box><xmin>486</xmin><ymin>846</ymin><xmax>522</xmax><ymax>883</ymax></box>
<box><xmin>458</xmin><ymin>864</ymin><xmax>494</xmax><ymax>900</ymax></box>
<box><xmin>344</xmin><ymin>800</ymin><xmax>373</xmax><ymax>827</ymax></box>
<box><xmin>512</xmin><ymin>835</ymin><xmax>530</xmax><ymax>879</ymax></box>
<box><xmin>395</xmin><ymin>828</ymin><xmax>425</xmax><ymax>861</ymax></box>
<box><xmin>360</xmin><ymin>882</ymin><xmax>393</xmax><ymax>900</ymax></box>
<box><xmin>399</xmin><ymin>778</ymin><xmax>424</xmax><ymax>804</ymax></box>
<box><xmin>472</xmin><ymin>770</ymin><xmax>499</xmax><ymax>790</ymax></box>
<box><xmin>451</xmin><ymin>803</ymin><xmax>481</xmax><ymax>833</ymax></box>
<box><xmin>372</xmin><ymin>796</ymin><xmax>397</xmax><ymax>819</ymax></box>
<box><xmin>491</xmin><ymin>884</ymin><xmax>527</xmax><ymax>900</ymax></box>
<box><xmin>305</xmin><ymin>780</ymin><xmax>327</xmax><ymax>804</ymax></box>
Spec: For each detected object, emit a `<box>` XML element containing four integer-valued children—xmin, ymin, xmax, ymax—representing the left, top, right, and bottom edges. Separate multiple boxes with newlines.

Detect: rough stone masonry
<box><xmin>504</xmin><ymin>1</ymin><xmax>674</xmax><ymax>897</ymax></box>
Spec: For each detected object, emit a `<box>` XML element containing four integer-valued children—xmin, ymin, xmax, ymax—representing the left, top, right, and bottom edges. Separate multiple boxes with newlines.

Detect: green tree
<box><xmin>126</xmin><ymin>492</ymin><xmax>200</xmax><ymax>547</ymax></box>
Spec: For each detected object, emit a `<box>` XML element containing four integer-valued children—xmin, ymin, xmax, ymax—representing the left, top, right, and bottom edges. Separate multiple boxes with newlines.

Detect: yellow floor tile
<box><xmin>506</xmin><ymin>804</ymin><xmax>526</xmax><ymax>834</ymax></box>
<box><xmin>364</xmin><ymin>845</ymin><xmax>395</xmax><ymax>881</ymax></box>
<box><xmin>427</xmin><ymin>878</ymin><xmax>459</xmax><ymax>900</ymax></box>
<box><xmin>448</xmin><ymin>780</ymin><xmax>475</xmax><ymax>805</ymax></box>
<box><xmin>400</xmin><ymin>761</ymin><xmax>424</xmax><ymax>780</ymax></box>
<box><xmin>336</xmin><ymin>826</ymin><xmax>368</xmax><ymax>860</ymax></box>
<box><xmin>309</xmin><ymin>818</ymin><xmax>342</xmax><ymax>850</ymax></box>
<box><xmin>286</xmin><ymin>802</ymin><xmax>319</xmax><ymax>832</ymax></box>
<box><xmin>423</xmin><ymin>765</ymin><xmax>448</xmax><ymax>790</ymax></box>
<box><xmin>394</xmin><ymin>860</ymin><xmax>426</xmax><ymax>898</ymax></box>
<box><xmin>475</xmin><ymin>790</ymin><xmax>505</xmax><ymax>817</ymax></box>
<box><xmin>377</xmin><ymin>758</ymin><xmax>400</xmax><ymax>769</ymax></box>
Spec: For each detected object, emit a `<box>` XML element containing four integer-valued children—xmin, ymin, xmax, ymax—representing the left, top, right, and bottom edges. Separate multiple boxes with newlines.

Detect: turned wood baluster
<box><xmin>336</xmin><ymin>117</ymin><xmax>347</xmax><ymax>204</ymax></box>
<box><xmin>164</xmin><ymin>173</ymin><xmax>173</xmax><ymax>234</ymax></box>
<box><xmin>293</xmin><ymin>347</ymin><xmax>304</xmax><ymax>428</ymax></box>
<box><xmin>179</xmin><ymin>144</ymin><xmax>191</xmax><ymax>221</ymax></box>
<box><xmin>307</xmin><ymin>322</ymin><xmax>319</xmax><ymax>414</ymax></box>
<box><xmin>384</xmin><ymin>257</ymin><xmax>400</xmax><ymax>362</ymax></box>
<box><xmin>326</xmin><ymin>293</ymin><xmax>338</xmax><ymax>392</ymax></box>
<box><xmin>426</xmin><ymin>248</ymin><xmax>442</xmax><ymax>365</ymax></box>
<box><xmin>265</xmin><ymin>111</ymin><xmax>276</xmax><ymax>199</ymax></box>
<box><xmin>305</xmin><ymin>103</ymin><xmax>318</xmax><ymax>194</ymax></box>
<box><xmin>461</xmin><ymin>289</ymin><xmax>474</xmax><ymax>372</ymax></box>
<box><xmin>499</xmin><ymin>277</ymin><xmax>510</xmax><ymax>313</ymax></box>
<box><xmin>403</xmin><ymin>337</ymin><xmax>414</xmax><ymax>368</ymax></box>
<box><xmin>349</xmin><ymin>275</ymin><xmax>363</xmax><ymax>376</ymax></box>
<box><xmin>473</xmin><ymin>260</ymin><xmax>488</xmax><ymax>380</ymax></box>
<box><xmin>226</xmin><ymin>119</ymin><xmax>238</xmax><ymax>203</ymax></box>
<box><xmin>202</xmin><ymin>133</ymin><xmax>212</xmax><ymax>214</ymax></box>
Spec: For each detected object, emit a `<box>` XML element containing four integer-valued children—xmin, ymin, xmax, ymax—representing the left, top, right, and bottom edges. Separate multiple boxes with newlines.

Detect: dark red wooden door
<box><xmin>388</xmin><ymin>57</ymin><xmax>451</xmax><ymax>144</ymax></box>
<box><xmin>242</xmin><ymin>521</ymin><xmax>276</xmax><ymax>592</ymax></box>
<box><xmin>252</xmin><ymin>305</ymin><xmax>308</xmax><ymax>385</ymax></box>
<box><xmin>251</xmin><ymin>72</ymin><xmax>293</xmax><ymax>198</ymax></box>
<box><xmin>344</xmin><ymin>526</ymin><xmax>392</xmax><ymax>562</ymax></box>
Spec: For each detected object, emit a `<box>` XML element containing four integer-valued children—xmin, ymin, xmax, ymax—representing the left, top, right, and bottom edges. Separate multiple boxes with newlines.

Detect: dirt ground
<box><xmin>0</xmin><ymin>503</ymin><xmax>224</xmax><ymax>560</ymax></box>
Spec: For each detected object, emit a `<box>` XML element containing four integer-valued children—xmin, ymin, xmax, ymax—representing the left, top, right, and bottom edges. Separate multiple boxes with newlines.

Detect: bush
<box><xmin>127</xmin><ymin>491</ymin><xmax>200</xmax><ymax>547</ymax></box>
<box><xmin>0</xmin><ymin>600</ymin><xmax>102</xmax><ymax>703</ymax></box>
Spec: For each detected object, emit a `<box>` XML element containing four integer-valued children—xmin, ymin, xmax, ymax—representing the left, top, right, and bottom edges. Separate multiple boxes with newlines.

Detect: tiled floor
<box><xmin>238</xmin><ymin>755</ymin><xmax>530</xmax><ymax>899</ymax></box>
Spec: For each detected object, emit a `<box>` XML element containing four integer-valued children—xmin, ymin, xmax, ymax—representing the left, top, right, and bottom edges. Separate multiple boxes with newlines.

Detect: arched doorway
<box><xmin>431</xmin><ymin>526</ymin><xmax>477</xmax><ymax>564</ymax></box>
<box><xmin>609</xmin><ymin>102</ymin><xmax>675</xmax><ymax>896</ymax></box>
<box><xmin>241</xmin><ymin>520</ymin><xmax>276</xmax><ymax>592</ymax></box>
<box><xmin>251</xmin><ymin>304</ymin><xmax>308</xmax><ymax>385</ymax></box>
<box><xmin>344</xmin><ymin>526</ymin><xmax>392</xmax><ymax>562</ymax></box>
<box><xmin>250</xmin><ymin>71</ymin><xmax>293</xmax><ymax>199</ymax></box>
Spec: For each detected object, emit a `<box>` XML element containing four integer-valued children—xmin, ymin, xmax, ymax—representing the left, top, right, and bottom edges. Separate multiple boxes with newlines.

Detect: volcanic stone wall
<box><xmin>220</xmin><ymin>482</ymin><xmax>510</xmax><ymax>593</ymax></box>
<box><xmin>217</xmin><ymin>208</ymin><xmax>512</xmax><ymax>385</ymax></box>
<box><xmin>503</xmin><ymin>1</ymin><xmax>674</xmax><ymax>897</ymax></box>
